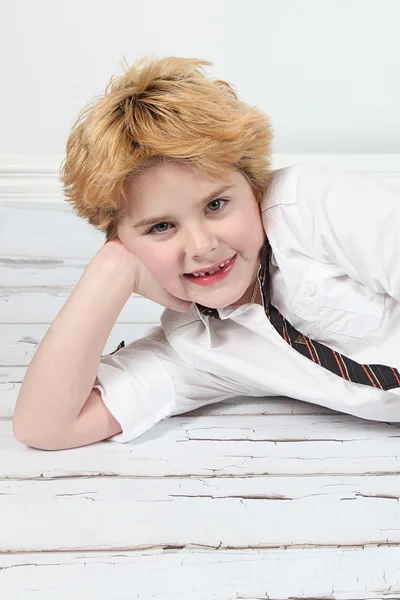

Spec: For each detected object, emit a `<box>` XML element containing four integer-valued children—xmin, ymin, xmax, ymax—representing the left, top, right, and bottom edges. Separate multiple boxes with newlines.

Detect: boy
<box><xmin>13</xmin><ymin>56</ymin><xmax>400</xmax><ymax>451</ymax></box>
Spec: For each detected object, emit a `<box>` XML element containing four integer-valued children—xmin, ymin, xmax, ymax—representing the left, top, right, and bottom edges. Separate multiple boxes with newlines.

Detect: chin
<box><xmin>199</xmin><ymin>290</ymin><xmax>245</xmax><ymax>309</ymax></box>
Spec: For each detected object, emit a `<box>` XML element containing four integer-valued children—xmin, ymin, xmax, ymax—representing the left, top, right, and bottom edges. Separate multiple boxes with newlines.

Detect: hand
<box><xmin>100</xmin><ymin>239</ymin><xmax>192</xmax><ymax>313</ymax></box>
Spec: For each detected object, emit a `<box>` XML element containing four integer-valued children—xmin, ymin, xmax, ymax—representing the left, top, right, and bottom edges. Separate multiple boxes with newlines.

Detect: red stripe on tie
<box><xmin>332</xmin><ymin>350</ymin><xmax>346</xmax><ymax>379</ymax></box>
<box><xmin>303</xmin><ymin>336</ymin><xmax>317</xmax><ymax>363</ymax></box>
<box><xmin>391</xmin><ymin>367</ymin><xmax>400</xmax><ymax>386</ymax></box>
<box><xmin>361</xmin><ymin>364</ymin><xmax>378</xmax><ymax>388</ymax></box>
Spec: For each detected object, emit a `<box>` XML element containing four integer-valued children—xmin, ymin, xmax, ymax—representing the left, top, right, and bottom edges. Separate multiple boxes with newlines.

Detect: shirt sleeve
<box><xmin>93</xmin><ymin>325</ymin><xmax>236</xmax><ymax>443</ymax></box>
<box><xmin>296</xmin><ymin>164</ymin><xmax>400</xmax><ymax>302</ymax></box>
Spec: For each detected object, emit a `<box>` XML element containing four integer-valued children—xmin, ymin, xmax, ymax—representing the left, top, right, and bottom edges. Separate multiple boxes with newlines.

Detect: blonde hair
<box><xmin>60</xmin><ymin>55</ymin><xmax>274</xmax><ymax>242</ymax></box>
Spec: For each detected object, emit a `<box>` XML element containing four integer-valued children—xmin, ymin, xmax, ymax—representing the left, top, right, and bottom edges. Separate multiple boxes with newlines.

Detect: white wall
<box><xmin>1</xmin><ymin>0</ymin><xmax>400</xmax><ymax>156</ymax></box>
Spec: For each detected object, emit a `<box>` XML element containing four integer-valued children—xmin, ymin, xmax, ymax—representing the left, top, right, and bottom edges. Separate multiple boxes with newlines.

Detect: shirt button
<box><xmin>307</xmin><ymin>285</ymin><xmax>316</xmax><ymax>297</ymax></box>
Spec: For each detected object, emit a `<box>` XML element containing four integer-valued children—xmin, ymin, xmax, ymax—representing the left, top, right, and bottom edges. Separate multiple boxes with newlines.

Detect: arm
<box><xmin>13</xmin><ymin>236</ymin><xmax>192</xmax><ymax>451</ymax></box>
<box><xmin>13</xmin><ymin>245</ymin><xmax>136</xmax><ymax>450</ymax></box>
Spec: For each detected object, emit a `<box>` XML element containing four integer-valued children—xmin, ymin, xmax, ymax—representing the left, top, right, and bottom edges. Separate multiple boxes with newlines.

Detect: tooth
<box><xmin>191</xmin><ymin>260</ymin><xmax>231</xmax><ymax>277</ymax></box>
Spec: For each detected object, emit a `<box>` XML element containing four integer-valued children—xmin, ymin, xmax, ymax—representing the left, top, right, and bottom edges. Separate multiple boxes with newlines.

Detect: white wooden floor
<box><xmin>2</xmin><ymin>158</ymin><xmax>400</xmax><ymax>598</ymax></box>
<box><xmin>2</xmin><ymin>395</ymin><xmax>400</xmax><ymax>599</ymax></box>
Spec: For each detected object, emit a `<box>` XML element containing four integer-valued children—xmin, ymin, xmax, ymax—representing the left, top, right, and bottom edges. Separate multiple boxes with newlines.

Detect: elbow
<box><xmin>12</xmin><ymin>416</ymin><xmax>30</xmax><ymax>446</ymax></box>
<box><xmin>12</xmin><ymin>417</ymin><xmax>64</xmax><ymax>451</ymax></box>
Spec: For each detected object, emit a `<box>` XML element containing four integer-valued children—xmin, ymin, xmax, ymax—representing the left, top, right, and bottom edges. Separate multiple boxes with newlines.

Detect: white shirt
<box><xmin>94</xmin><ymin>164</ymin><xmax>400</xmax><ymax>443</ymax></box>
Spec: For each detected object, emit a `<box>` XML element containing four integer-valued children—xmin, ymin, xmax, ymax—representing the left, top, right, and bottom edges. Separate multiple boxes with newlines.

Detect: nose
<box><xmin>183</xmin><ymin>223</ymin><xmax>218</xmax><ymax>258</ymax></box>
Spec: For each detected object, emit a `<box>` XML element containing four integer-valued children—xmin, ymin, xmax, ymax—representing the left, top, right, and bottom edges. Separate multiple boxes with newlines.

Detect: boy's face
<box><xmin>118</xmin><ymin>162</ymin><xmax>266</xmax><ymax>309</ymax></box>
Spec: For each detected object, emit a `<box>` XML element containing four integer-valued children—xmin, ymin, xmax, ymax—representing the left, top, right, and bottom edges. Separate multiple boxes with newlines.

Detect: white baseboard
<box><xmin>1</xmin><ymin>153</ymin><xmax>400</xmax><ymax>206</ymax></box>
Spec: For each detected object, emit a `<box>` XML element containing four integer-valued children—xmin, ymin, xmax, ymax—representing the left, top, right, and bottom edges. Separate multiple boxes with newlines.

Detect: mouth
<box><xmin>184</xmin><ymin>255</ymin><xmax>237</xmax><ymax>286</ymax></box>
<box><xmin>185</xmin><ymin>255</ymin><xmax>236</xmax><ymax>277</ymax></box>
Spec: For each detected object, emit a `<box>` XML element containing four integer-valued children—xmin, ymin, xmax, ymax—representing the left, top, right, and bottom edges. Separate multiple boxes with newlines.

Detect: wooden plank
<box><xmin>3</xmin><ymin>414</ymin><xmax>400</xmax><ymax>477</ymax></box>
<box><xmin>0</xmin><ymin>255</ymin><xmax>90</xmax><ymax>287</ymax></box>
<box><xmin>0</xmin><ymin>547</ymin><xmax>399</xmax><ymax>599</ymax></box>
<box><xmin>0</xmin><ymin>203</ymin><xmax>102</xmax><ymax>258</ymax></box>
<box><xmin>1</xmin><ymin>471</ymin><xmax>400</xmax><ymax>551</ymax></box>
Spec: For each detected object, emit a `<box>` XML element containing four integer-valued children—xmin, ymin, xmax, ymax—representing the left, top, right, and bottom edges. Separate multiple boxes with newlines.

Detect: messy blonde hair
<box><xmin>61</xmin><ymin>55</ymin><xmax>274</xmax><ymax>242</ymax></box>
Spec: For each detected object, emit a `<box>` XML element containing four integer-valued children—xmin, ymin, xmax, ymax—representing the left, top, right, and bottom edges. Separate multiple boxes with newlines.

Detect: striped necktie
<box><xmin>196</xmin><ymin>239</ymin><xmax>400</xmax><ymax>391</ymax></box>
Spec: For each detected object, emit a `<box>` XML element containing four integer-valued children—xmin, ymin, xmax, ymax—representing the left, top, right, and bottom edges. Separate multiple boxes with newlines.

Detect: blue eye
<box><xmin>151</xmin><ymin>222</ymin><xmax>170</xmax><ymax>234</ymax></box>
<box><xmin>206</xmin><ymin>199</ymin><xmax>226</xmax><ymax>212</ymax></box>
<box><xmin>147</xmin><ymin>198</ymin><xmax>229</xmax><ymax>235</ymax></box>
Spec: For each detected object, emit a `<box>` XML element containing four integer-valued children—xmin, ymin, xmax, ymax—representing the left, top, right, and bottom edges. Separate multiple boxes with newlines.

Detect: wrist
<box><xmin>89</xmin><ymin>246</ymin><xmax>137</xmax><ymax>292</ymax></box>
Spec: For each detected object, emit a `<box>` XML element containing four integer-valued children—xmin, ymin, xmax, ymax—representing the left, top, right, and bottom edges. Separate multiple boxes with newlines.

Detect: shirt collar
<box><xmin>195</xmin><ymin>238</ymin><xmax>271</xmax><ymax>320</ymax></box>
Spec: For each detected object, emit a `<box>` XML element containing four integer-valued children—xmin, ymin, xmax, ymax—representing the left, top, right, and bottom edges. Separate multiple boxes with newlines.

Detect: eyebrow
<box><xmin>131</xmin><ymin>184</ymin><xmax>235</xmax><ymax>228</ymax></box>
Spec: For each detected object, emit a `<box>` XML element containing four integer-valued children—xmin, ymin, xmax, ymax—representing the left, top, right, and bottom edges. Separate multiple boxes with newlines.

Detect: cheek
<box><xmin>225</xmin><ymin>211</ymin><xmax>264</xmax><ymax>250</ymax></box>
<box><xmin>130</xmin><ymin>239</ymin><xmax>178</xmax><ymax>285</ymax></box>
<box><xmin>146</xmin><ymin>254</ymin><xmax>174</xmax><ymax>280</ymax></box>
<box><xmin>118</xmin><ymin>224</ymin><xmax>180</xmax><ymax>287</ymax></box>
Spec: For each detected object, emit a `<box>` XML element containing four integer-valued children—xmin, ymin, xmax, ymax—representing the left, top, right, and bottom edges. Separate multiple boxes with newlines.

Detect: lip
<box><xmin>184</xmin><ymin>254</ymin><xmax>237</xmax><ymax>286</ymax></box>
<box><xmin>185</xmin><ymin>254</ymin><xmax>236</xmax><ymax>275</ymax></box>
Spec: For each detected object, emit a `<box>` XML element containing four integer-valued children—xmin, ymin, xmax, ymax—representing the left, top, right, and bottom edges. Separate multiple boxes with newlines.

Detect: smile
<box><xmin>186</xmin><ymin>255</ymin><xmax>236</xmax><ymax>277</ymax></box>
<box><xmin>184</xmin><ymin>255</ymin><xmax>237</xmax><ymax>286</ymax></box>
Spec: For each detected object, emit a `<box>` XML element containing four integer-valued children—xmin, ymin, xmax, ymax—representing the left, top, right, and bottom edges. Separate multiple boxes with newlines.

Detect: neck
<box><xmin>229</xmin><ymin>278</ymin><xmax>261</xmax><ymax>309</ymax></box>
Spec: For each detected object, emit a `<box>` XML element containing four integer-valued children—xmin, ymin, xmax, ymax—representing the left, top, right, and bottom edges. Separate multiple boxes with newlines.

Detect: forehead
<box><xmin>124</xmin><ymin>162</ymin><xmax>238</xmax><ymax>209</ymax></box>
